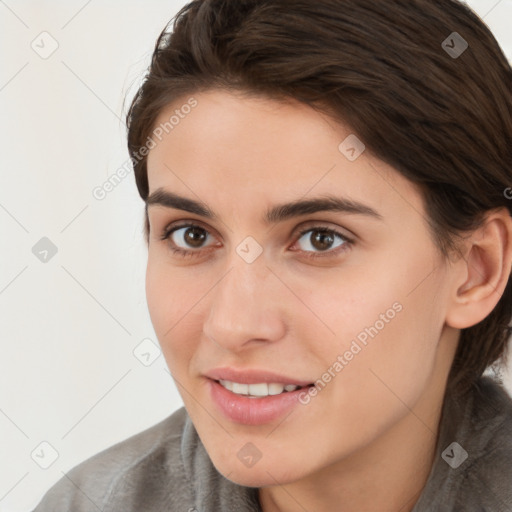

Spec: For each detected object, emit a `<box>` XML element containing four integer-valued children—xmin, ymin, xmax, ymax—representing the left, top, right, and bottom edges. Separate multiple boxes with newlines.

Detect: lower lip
<box><xmin>208</xmin><ymin>379</ymin><xmax>309</xmax><ymax>426</ymax></box>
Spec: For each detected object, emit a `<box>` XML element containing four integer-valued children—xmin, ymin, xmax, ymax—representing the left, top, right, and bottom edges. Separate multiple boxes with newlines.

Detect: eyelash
<box><xmin>159</xmin><ymin>222</ymin><xmax>354</xmax><ymax>260</ymax></box>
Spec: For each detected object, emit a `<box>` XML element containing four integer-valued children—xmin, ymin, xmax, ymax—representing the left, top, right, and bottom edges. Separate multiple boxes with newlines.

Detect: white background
<box><xmin>1</xmin><ymin>1</ymin><xmax>511</xmax><ymax>511</ymax></box>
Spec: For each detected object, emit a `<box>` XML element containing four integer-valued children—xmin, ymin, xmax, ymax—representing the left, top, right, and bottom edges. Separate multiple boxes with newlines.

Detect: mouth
<box><xmin>215</xmin><ymin>379</ymin><xmax>314</xmax><ymax>398</ymax></box>
<box><xmin>207</xmin><ymin>377</ymin><xmax>315</xmax><ymax>425</ymax></box>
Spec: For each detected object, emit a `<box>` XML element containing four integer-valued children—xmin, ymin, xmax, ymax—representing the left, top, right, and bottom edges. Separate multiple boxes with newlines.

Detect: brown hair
<box><xmin>125</xmin><ymin>0</ymin><xmax>512</xmax><ymax>396</ymax></box>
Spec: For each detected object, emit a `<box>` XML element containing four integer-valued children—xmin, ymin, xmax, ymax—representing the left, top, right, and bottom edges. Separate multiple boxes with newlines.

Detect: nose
<box><xmin>202</xmin><ymin>255</ymin><xmax>287</xmax><ymax>352</ymax></box>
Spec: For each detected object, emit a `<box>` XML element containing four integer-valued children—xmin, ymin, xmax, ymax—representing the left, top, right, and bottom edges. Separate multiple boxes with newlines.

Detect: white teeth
<box><xmin>219</xmin><ymin>379</ymin><xmax>233</xmax><ymax>391</ymax></box>
<box><xmin>231</xmin><ymin>382</ymin><xmax>249</xmax><ymax>395</ymax></box>
<box><xmin>219</xmin><ymin>380</ymin><xmax>301</xmax><ymax>397</ymax></box>
<box><xmin>268</xmin><ymin>383</ymin><xmax>285</xmax><ymax>395</ymax></box>
<box><xmin>248</xmin><ymin>383</ymin><xmax>269</xmax><ymax>397</ymax></box>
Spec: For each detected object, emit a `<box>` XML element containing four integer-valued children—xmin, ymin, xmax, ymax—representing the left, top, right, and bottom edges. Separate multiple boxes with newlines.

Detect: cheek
<box><xmin>145</xmin><ymin>258</ymin><xmax>173</xmax><ymax>334</ymax></box>
<box><xmin>306</xmin><ymin>249</ymin><xmax>446</xmax><ymax>397</ymax></box>
<box><xmin>322</xmin><ymin>271</ymin><xmax>446</xmax><ymax>428</ymax></box>
<box><xmin>146</xmin><ymin>251</ymin><xmax>205</xmax><ymax>326</ymax></box>
<box><xmin>145</xmin><ymin>259</ymin><xmax>203</xmax><ymax>372</ymax></box>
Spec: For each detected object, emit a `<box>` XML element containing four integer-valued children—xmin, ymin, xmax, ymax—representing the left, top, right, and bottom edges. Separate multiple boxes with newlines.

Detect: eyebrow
<box><xmin>145</xmin><ymin>188</ymin><xmax>383</xmax><ymax>224</ymax></box>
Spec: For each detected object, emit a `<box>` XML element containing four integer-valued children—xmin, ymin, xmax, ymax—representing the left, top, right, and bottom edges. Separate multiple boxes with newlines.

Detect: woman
<box><xmin>33</xmin><ymin>0</ymin><xmax>512</xmax><ymax>510</ymax></box>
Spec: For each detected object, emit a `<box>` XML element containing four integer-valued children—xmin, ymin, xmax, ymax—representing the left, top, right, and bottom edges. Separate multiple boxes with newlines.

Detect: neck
<box><xmin>258</xmin><ymin>329</ymin><xmax>458</xmax><ymax>512</ymax></box>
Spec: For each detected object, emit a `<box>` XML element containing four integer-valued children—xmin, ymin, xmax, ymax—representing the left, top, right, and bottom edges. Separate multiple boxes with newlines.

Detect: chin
<box><xmin>211</xmin><ymin>455</ymin><xmax>304</xmax><ymax>488</ymax></box>
<box><xmin>225</xmin><ymin>471</ymin><xmax>276</xmax><ymax>488</ymax></box>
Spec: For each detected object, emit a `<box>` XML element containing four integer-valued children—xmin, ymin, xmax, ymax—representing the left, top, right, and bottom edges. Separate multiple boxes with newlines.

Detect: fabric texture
<box><xmin>32</xmin><ymin>376</ymin><xmax>512</xmax><ymax>512</ymax></box>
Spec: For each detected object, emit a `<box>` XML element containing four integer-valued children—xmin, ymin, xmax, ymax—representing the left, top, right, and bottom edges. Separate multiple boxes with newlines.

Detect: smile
<box><xmin>209</xmin><ymin>379</ymin><xmax>314</xmax><ymax>425</ymax></box>
<box><xmin>218</xmin><ymin>380</ymin><xmax>303</xmax><ymax>397</ymax></box>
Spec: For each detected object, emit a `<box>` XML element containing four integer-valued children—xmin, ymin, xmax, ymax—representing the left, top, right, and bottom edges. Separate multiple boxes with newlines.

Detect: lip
<box><xmin>204</xmin><ymin>367</ymin><xmax>314</xmax><ymax>426</ymax></box>
<box><xmin>204</xmin><ymin>367</ymin><xmax>312</xmax><ymax>387</ymax></box>
<box><xmin>208</xmin><ymin>378</ymin><xmax>311</xmax><ymax>425</ymax></box>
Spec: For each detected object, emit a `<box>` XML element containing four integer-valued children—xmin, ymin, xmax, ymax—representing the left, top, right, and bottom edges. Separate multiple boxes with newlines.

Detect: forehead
<box><xmin>148</xmin><ymin>90</ymin><xmax>341</xmax><ymax>174</ymax></box>
<box><xmin>146</xmin><ymin>89</ymin><xmax>423</xmax><ymax>223</ymax></box>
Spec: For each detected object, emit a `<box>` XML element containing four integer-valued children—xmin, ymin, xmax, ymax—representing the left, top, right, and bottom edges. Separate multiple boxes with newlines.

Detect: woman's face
<box><xmin>145</xmin><ymin>89</ymin><xmax>459</xmax><ymax>486</ymax></box>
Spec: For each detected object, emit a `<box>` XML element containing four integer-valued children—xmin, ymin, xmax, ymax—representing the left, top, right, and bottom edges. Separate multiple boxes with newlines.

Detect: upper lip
<box><xmin>204</xmin><ymin>367</ymin><xmax>313</xmax><ymax>387</ymax></box>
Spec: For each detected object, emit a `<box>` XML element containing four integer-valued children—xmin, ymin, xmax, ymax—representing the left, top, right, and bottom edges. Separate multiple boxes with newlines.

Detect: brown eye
<box><xmin>180</xmin><ymin>226</ymin><xmax>208</xmax><ymax>248</ymax></box>
<box><xmin>159</xmin><ymin>224</ymin><xmax>215</xmax><ymax>258</ymax></box>
<box><xmin>295</xmin><ymin>228</ymin><xmax>348</xmax><ymax>254</ymax></box>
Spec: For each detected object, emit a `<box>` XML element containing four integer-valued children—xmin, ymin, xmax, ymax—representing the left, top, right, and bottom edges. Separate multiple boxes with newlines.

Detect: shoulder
<box><xmin>413</xmin><ymin>377</ymin><xmax>512</xmax><ymax>512</ymax></box>
<box><xmin>32</xmin><ymin>407</ymin><xmax>194</xmax><ymax>512</ymax></box>
<box><xmin>452</xmin><ymin>377</ymin><xmax>512</xmax><ymax>510</ymax></box>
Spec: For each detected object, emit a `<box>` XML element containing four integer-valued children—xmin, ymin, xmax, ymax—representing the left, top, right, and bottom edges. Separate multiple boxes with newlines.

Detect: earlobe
<box><xmin>445</xmin><ymin>209</ymin><xmax>512</xmax><ymax>330</ymax></box>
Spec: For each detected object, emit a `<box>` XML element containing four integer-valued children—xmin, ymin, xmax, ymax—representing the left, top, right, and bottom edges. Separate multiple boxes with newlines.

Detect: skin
<box><xmin>144</xmin><ymin>89</ymin><xmax>512</xmax><ymax>512</ymax></box>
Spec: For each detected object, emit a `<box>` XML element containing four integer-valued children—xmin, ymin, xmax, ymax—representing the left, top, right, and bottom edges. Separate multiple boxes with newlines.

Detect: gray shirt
<box><xmin>32</xmin><ymin>377</ymin><xmax>512</xmax><ymax>511</ymax></box>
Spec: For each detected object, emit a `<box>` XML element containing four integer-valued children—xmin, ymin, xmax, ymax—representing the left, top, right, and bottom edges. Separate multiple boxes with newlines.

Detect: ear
<box><xmin>445</xmin><ymin>208</ymin><xmax>512</xmax><ymax>329</ymax></box>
